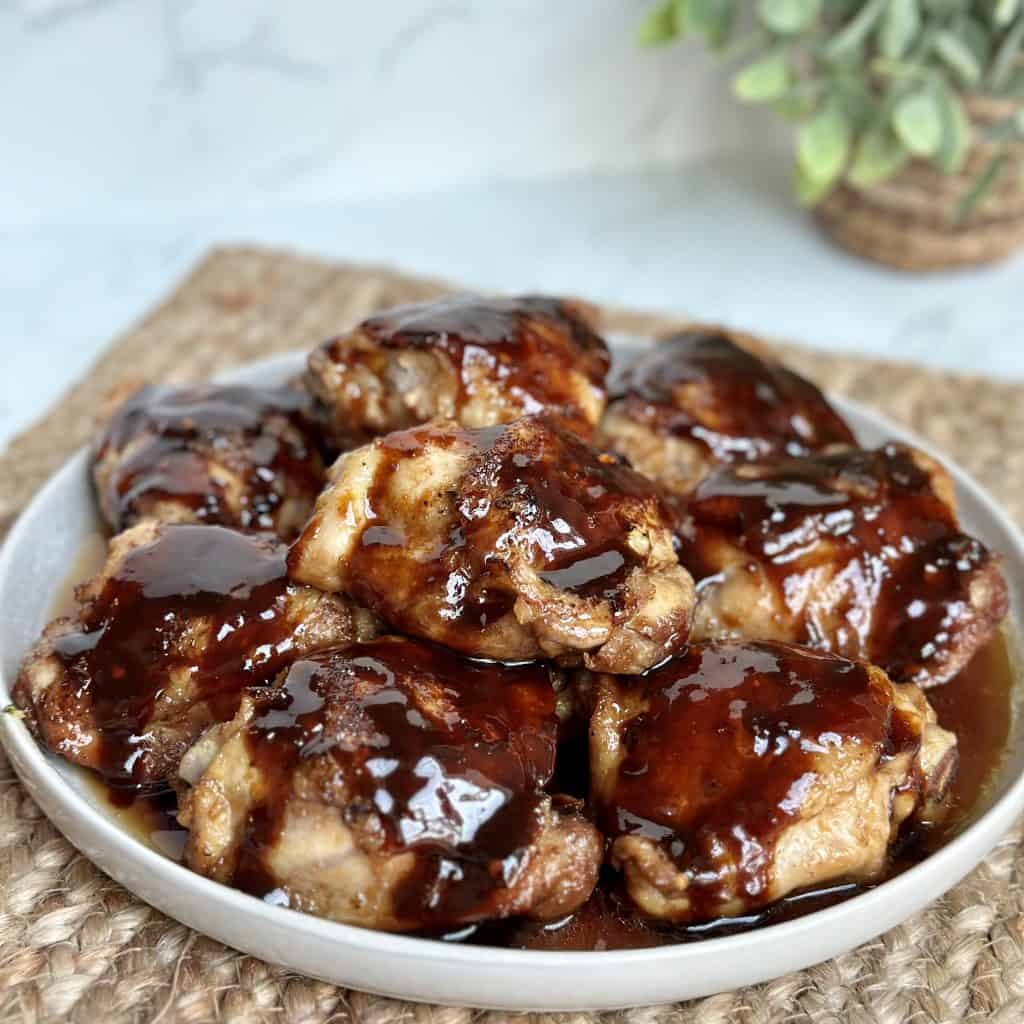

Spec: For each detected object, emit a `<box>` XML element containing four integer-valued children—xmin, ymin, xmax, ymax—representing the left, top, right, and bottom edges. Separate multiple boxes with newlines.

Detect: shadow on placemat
<box><xmin>2</xmin><ymin>246</ymin><xmax>1024</xmax><ymax>1024</ymax></box>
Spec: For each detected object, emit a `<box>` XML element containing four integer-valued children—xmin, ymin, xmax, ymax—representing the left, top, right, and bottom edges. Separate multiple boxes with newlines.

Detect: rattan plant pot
<box><xmin>816</xmin><ymin>95</ymin><xmax>1024</xmax><ymax>271</ymax></box>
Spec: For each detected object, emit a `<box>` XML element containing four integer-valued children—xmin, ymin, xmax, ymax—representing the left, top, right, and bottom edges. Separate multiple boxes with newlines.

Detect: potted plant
<box><xmin>640</xmin><ymin>0</ymin><xmax>1024</xmax><ymax>270</ymax></box>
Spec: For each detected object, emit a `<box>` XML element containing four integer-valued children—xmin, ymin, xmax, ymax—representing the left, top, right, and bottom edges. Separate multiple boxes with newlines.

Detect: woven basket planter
<box><xmin>815</xmin><ymin>95</ymin><xmax>1024</xmax><ymax>271</ymax></box>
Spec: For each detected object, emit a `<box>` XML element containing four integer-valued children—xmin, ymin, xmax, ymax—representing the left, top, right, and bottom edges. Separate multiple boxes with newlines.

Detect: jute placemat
<box><xmin>2</xmin><ymin>246</ymin><xmax>1024</xmax><ymax>1024</ymax></box>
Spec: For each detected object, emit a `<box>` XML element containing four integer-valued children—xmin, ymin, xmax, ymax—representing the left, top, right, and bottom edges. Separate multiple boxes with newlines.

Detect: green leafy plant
<box><xmin>640</xmin><ymin>0</ymin><xmax>1024</xmax><ymax>215</ymax></box>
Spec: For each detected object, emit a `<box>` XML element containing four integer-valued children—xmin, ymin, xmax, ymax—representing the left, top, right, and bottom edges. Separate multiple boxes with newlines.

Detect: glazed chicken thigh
<box><xmin>306</xmin><ymin>294</ymin><xmax>611</xmax><ymax>447</ymax></box>
<box><xmin>587</xmin><ymin>641</ymin><xmax>957</xmax><ymax>924</ymax></box>
<box><xmin>13</xmin><ymin>520</ymin><xmax>378</xmax><ymax>786</ymax></box>
<box><xmin>93</xmin><ymin>383</ymin><xmax>326</xmax><ymax>540</ymax></box>
<box><xmin>288</xmin><ymin>415</ymin><xmax>695</xmax><ymax>673</ymax></box>
<box><xmin>178</xmin><ymin>636</ymin><xmax>602</xmax><ymax>932</ymax></box>
<box><xmin>679</xmin><ymin>443</ymin><xmax>1008</xmax><ymax>687</ymax></box>
<box><xmin>11</xmin><ymin>290</ymin><xmax>1011</xmax><ymax>947</ymax></box>
<box><xmin>600</xmin><ymin>330</ymin><xmax>855</xmax><ymax>496</ymax></box>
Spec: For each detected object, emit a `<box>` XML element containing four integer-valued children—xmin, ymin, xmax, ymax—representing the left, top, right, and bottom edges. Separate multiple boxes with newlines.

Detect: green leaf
<box><xmin>832</xmin><ymin>75</ymin><xmax>877</xmax><ymax>127</ymax></box>
<box><xmin>958</xmin><ymin>16</ymin><xmax>991</xmax><ymax>70</ymax></box>
<box><xmin>794</xmin><ymin>162</ymin><xmax>836</xmax><ymax>204</ymax></box>
<box><xmin>893</xmin><ymin>87</ymin><xmax>944</xmax><ymax>156</ymax></box>
<box><xmin>734</xmin><ymin>52</ymin><xmax>790</xmax><ymax>101</ymax></box>
<box><xmin>989</xmin><ymin>15</ymin><xmax>1024</xmax><ymax>90</ymax></box>
<box><xmin>933</xmin><ymin>30</ymin><xmax>981</xmax><ymax>85</ymax></box>
<box><xmin>934</xmin><ymin>83</ymin><xmax>970</xmax><ymax>174</ymax></box>
<box><xmin>1006</xmin><ymin>65</ymin><xmax>1024</xmax><ymax>97</ymax></box>
<box><xmin>757</xmin><ymin>0</ymin><xmax>821</xmax><ymax>34</ymax></box>
<box><xmin>994</xmin><ymin>0</ymin><xmax>1020</xmax><ymax>27</ymax></box>
<box><xmin>798</xmin><ymin>102</ymin><xmax>852</xmax><ymax>185</ymax></box>
<box><xmin>957</xmin><ymin>153</ymin><xmax>1009</xmax><ymax>222</ymax></box>
<box><xmin>688</xmin><ymin>0</ymin><xmax>736</xmax><ymax>50</ymax></box>
<box><xmin>637</xmin><ymin>1</ymin><xmax>680</xmax><ymax>45</ymax></box>
<box><xmin>878</xmin><ymin>0</ymin><xmax>920</xmax><ymax>60</ymax></box>
<box><xmin>771</xmin><ymin>88</ymin><xmax>820</xmax><ymax>120</ymax></box>
<box><xmin>822</xmin><ymin>0</ymin><xmax>887</xmax><ymax>61</ymax></box>
<box><xmin>848</xmin><ymin>126</ymin><xmax>909</xmax><ymax>187</ymax></box>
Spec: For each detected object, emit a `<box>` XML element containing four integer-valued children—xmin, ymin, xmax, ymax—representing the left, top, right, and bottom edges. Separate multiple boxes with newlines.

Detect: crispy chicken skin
<box><xmin>600</xmin><ymin>330</ymin><xmax>855</xmax><ymax>496</ymax></box>
<box><xmin>177</xmin><ymin>636</ymin><xmax>602</xmax><ymax>932</ymax></box>
<box><xmin>288</xmin><ymin>415</ymin><xmax>695</xmax><ymax>673</ymax></box>
<box><xmin>678</xmin><ymin>443</ymin><xmax>1008</xmax><ymax>687</ymax></box>
<box><xmin>93</xmin><ymin>383</ymin><xmax>326</xmax><ymax>541</ymax></box>
<box><xmin>306</xmin><ymin>294</ymin><xmax>611</xmax><ymax>447</ymax></box>
<box><xmin>586</xmin><ymin>641</ymin><xmax>957</xmax><ymax>924</ymax></box>
<box><xmin>12</xmin><ymin>521</ymin><xmax>379</xmax><ymax>786</ymax></box>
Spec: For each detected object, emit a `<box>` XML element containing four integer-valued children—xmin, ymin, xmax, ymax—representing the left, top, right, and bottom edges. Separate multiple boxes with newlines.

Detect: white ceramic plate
<box><xmin>2</xmin><ymin>343</ymin><xmax>1023</xmax><ymax>1011</ymax></box>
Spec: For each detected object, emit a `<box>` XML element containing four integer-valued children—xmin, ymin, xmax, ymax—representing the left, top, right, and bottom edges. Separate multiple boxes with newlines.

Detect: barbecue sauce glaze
<box><xmin>318</xmin><ymin>294</ymin><xmax>610</xmax><ymax>441</ymax></box>
<box><xmin>96</xmin><ymin>383</ymin><xmax>324</xmax><ymax>536</ymax></box>
<box><xmin>677</xmin><ymin>444</ymin><xmax>1007</xmax><ymax>686</ymax></box>
<box><xmin>610</xmin><ymin>330</ymin><xmax>855</xmax><ymax>462</ymax></box>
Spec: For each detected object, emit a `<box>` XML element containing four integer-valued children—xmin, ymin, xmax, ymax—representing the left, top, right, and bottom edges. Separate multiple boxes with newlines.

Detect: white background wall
<box><xmin>2</xmin><ymin>0</ymin><xmax>784</xmax><ymax>222</ymax></box>
<box><xmin>2</xmin><ymin>0</ymin><xmax>1021</xmax><ymax>450</ymax></box>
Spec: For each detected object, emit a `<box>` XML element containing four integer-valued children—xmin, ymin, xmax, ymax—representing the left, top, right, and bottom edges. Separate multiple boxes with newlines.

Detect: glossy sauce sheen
<box><xmin>600</xmin><ymin>642</ymin><xmax>913</xmax><ymax>920</ymax></box>
<box><xmin>96</xmin><ymin>384</ymin><xmax>324</xmax><ymax>533</ymax></box>
<box><xmin>457</xmin><ymin>419</ymin><xmax>658</xmax><ymax>601</ymax></box>
<box><xmin>464</xmin><ymin>635</ymin><xmax>1015</xmax><ymax>950</ymax></box>
<box><xmin>334</xmin><ymin>295</ymin><xmax>610</xmax><ymax>435</ymax></box>
<box><xmin>317</xmin><ymin>417</ymin><xmax>664</xmax><ymax>642</ymax></box>
<box><xmin>678</xmin><ymin>444</ymin><xmax>1003</xmax><ymax>684</ymax></box>
<box><xmin>233</xmin><ymin>637</ymin><xmax>559</xmax><ymax>923</ymax></box>
<box><xmin>91</xmin><ymin>632</ymin><xmax>1015</xmax><ymax>947</ymax></box>
<box><xmin>49</xmin><ymin>525</ymin><xmax>298</xmax><ymax>783</ymax></box>
<box><xmin>612</xmin><ymin>331</ymin><xmax>855</xmax><ymax>461</ymax></box>
<box><xmin>925</xmin><ymin>633</ymin><xmax>1013</xmax><ymax>831</ymax></box>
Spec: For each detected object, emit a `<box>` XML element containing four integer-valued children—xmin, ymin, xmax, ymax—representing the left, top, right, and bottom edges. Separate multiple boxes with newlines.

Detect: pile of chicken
<box><xmin>14</xmin><ymin>294</ymin><xmax>1007</xmax><ymax>936</ymax></box>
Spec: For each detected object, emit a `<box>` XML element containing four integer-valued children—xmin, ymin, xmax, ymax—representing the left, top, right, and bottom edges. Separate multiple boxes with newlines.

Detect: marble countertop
<box><xmin>5</xmin><ymin>152</ymin><xmax>1023</xmax><ymax>451</ymax></box>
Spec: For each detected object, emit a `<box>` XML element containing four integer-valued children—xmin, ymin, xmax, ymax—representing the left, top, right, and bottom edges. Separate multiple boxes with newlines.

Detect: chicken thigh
<box><xmin>13</xmin><ymin>520</ymin><xmax>378</xmax><ymax>786</ymax></box>
<box><xmin>288</xmin><ymin>415</ymin><xmax>695</xmax><ymax>673</ymax></box>
<box><xmin>177</xmin><ymin>636</ymin><xmax>602</xmax><ymax>932</ymax></box>
<box><xmin>678</xmin><ymin>444</ymin><xmax>1008</xmax><ymax>686</ymax></box>
<box><xmin>93</xmin><ymin>383</ymin><xmax>326</xmax><ymax>540</ymax></box>
<box><xmin>587</xmin><ymin>640</ymin><xmax>957</xmax><ymax>924</ymax></box>
<box><xmin>306</xmin><ymin>294</ymin><xmax>611</xmax><ymax>446</ymax></box>
<box><xmin>600</xmin><ymin>330</ymin><xmax>855</xmax><ymax>496</ymax></box>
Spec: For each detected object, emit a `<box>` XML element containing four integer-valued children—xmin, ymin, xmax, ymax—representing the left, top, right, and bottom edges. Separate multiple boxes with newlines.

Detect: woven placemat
<box><xmin>3</xmin><ymin>246</ymin><xmax>1024</xmax><ymax>1024</ymax></box>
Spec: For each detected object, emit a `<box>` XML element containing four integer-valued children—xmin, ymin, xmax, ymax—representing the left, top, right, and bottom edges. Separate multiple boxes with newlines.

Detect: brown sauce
<box><xmin>98</xmin><ymin>784</ymin><xmax>188</xmax><ymax>861</ymax></box>
<box><xmin>96</xmin><ymin>383</ymin><xmax>325</xmax><ymax>536</ymax></box>
<box><xmin>678</xmin><ymin>444</ymin><xmax>1007</xmax><ymax>686</ymax></box>
<box><xmin>323</xmin><ymin>295</ymin><xmax>610</xmax><ymax>439</ymax></box>
<box><xmin>53</xmin><ymin>526</ymin><xmax>1016</xmax><ymax>949</ymax></box>
<box><xmin>469</xmin><ymin>870</ymin><xmax>871</xmax><ymax>949</ymax></box>
<box><xmin>611</xmin><ymin>331</ymin><xmax>855</xmax><ymax>461</ymax></box>
<box><xmin>458</xmin><ymin>418</ymin><xmax>656</xmax><ymax>605</ymax></box>
<box><xmin>225</xmin><ymin>638</ymin><xmax>560</xmax><ymax>924</ymax></box>
<box><xmin>923</xmin><ymin>633</ymin><xmax>1014</xmax><ymax>837</ymax></box>
<box><xmin>80</xmin><ymin>630</ymin><xmax>1016</xmax><ymax>948</ymax></box>
<box><xmin>47</xmin><ymin>533</ymin><xmax>109</xmax><ymax>617</ymax></box>
<box><xmin>597</xmin><ymin>642</ymin><xmax>915</xmax><ymax>923</ymax></box>
<box><xmin>296</xmin><ymin>416</ymin><xmax>667</xmax><ymax>651</ymax></box>
<box><xmin>44</xmin><ymin>524</ymin><xmax>302</xmax><ymax>784</ymax></box>
<box><xmin>472</xmin><ymin>631</ymin><xmax>1017</xmax><ymax>951</ymax></box>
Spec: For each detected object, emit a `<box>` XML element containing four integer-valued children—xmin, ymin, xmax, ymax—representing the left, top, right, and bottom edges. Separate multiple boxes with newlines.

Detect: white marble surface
<box><xmin>7</xmin><ymin>0</ymin><xmax>1019</xmax><ymax>454</ymax></box>
<box><xmin>1</xmin><ymin>0</ymin><xmax>781</xmax><ymax>222</ymax></box>
<box><xmin>4</xmin><ymin>152</ymin><xmax>1023</xmax><ymax>452</ymax></box>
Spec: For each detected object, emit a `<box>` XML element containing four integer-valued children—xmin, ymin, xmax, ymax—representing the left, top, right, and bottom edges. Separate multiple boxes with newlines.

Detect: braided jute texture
<box><xmin>815</xmin><ymin>95</ymin><xmax>1024</xmax><ymax>272</ymax></box>
<box><xmin>3</xmin><ymin>247</ymin><xmax>1024</xmax><ymax>1024</ymax></box>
